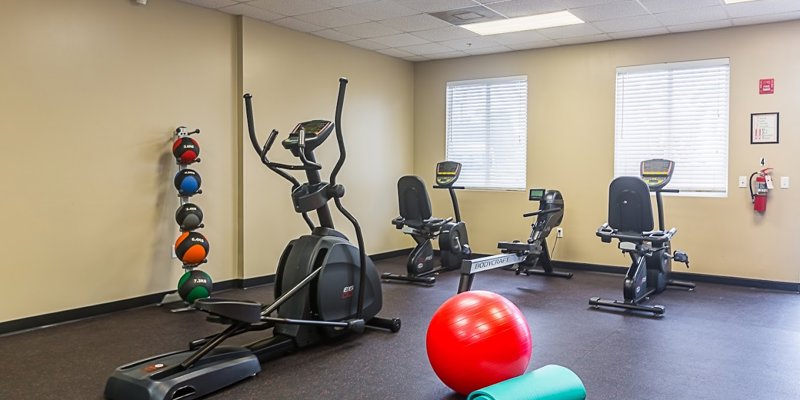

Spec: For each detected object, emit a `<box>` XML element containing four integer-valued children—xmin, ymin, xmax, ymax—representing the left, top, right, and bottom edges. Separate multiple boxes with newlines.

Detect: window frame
<box><xmin>614</xmin><ymin>58</ymin><xmax>730</xmax><ymax>198</ymax></box>
<box><xmin>445</xmin><ymin>75</ymin><xmax>528</xmax><ymax>192</ymax></box>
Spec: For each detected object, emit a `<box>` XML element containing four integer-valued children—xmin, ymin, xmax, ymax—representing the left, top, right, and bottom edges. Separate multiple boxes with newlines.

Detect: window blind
<box><xmin>446</xmin><ymin>76</ymin><xmax>527</xmax><ymax>190</ymax></box>
<box><xmin>614</xmin><ymin>58</ymin><xmax>730</xmax><ymax>196</ymax></box>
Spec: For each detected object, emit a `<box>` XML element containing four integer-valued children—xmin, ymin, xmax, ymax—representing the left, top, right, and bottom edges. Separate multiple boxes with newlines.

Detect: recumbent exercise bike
<box><xmin>383</xmin><ymin>161</ymin><xmax>471</xmax><ymax>285</ymax></box>
<box><xmin>590</xmin><ymin>159</ymin><xmax>695</xmax><ymax>316</ymax></box>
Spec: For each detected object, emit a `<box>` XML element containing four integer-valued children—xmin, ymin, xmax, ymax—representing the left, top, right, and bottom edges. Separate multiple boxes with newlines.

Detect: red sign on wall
<box><xmin>759</xmin><ymin>78</ymin><xmax>774</xmax><ymax>94</ymax></box>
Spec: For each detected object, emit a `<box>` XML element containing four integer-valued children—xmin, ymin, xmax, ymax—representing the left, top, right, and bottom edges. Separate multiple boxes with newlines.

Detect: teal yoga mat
<box><xmin>467</xmin><ymin>365</ymin><xmax>586</xmax><ymax>400</ymax></box>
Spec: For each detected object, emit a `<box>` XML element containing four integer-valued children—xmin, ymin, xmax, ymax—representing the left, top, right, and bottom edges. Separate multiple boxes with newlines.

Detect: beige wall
<box><xmin>414</xmin><ymin>21</ymin><xmax>800</xmax><ymax>283</ymax></box>
<box><xmin>241</xmin><ymin>18</ymin><xmax>414</xmax><ymax>277</ymax></box>
<box><xmin>0</xmin><ymin>1</ymin><xmax>414</xmax><ymax>323</ymax></box>
<box><xmin>0</xmin><ymin>0</ymin><xmax>238</xmax><ymax>322</ymax></box>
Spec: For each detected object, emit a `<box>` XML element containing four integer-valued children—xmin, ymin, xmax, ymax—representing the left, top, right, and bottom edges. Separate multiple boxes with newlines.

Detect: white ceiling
<box><xmin>177</xmin><ymin>0</ymin><xmax>800</xmax><ymax>61</ymax></box>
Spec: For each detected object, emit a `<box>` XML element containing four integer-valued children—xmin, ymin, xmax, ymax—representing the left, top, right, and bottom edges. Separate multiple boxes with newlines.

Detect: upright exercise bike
<box><xmin>104</xmin><ymin>78</ymin><xmax>400</xmax><ymax>400</ymax></box>
<box><xmin>383</xmin><ymin>161</ymin><xmax>470</xmax><ymax>285</ymax></box>
<box><xmin>590</xmin><ymin>159</ymin><xmax>695</xmax><ymax>316</ymax></box>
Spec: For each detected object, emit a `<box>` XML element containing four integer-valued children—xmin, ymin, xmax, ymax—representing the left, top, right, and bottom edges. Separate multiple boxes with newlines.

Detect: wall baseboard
<box><xmin>0</xmin><ymin>250</ymin><xmax>411</xmax><ymax>335</ymax></box>
<box><xmin>6</xmin><ymin>252</ymin><xmax>794</xmax><ymax>335</ymax></box>
<box><xmin>371</xmin><ymin>248</ymin><xmax>411</xmax><ymax>260</ymax></box>
<box><xmin>553</xmin><ymin>260</ymin><xmax>800</xmax><ymax>292</ymax></box>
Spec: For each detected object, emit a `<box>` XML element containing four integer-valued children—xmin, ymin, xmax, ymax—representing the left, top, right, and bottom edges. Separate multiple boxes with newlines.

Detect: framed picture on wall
<box><xmin>751</xmin><ymin>112</ymin><xmax>779</xmax><ymax>144</ymax></box>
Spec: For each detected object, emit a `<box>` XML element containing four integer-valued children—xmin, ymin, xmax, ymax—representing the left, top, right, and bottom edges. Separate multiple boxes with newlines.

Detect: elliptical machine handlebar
<box><xmin>329</xmin><ymin>77</ymin><xmax>348</xmax><ymax>187</ymax></box>
<box><xmin>243</xmin><ymin>94</ymin><xmax>322</xmax><ymax>173</ymax></box>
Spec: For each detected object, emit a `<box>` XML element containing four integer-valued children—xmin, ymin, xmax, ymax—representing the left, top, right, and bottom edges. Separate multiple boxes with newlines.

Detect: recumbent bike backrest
<box><xmin>607</xmin><ymin>176</ymin><xmax>654</xmax><ymax>235</ymax></box>
<box><xmin>397</xmin><ymin>175</ymin><xmax>433</xmax><ymax>227</ymax></box>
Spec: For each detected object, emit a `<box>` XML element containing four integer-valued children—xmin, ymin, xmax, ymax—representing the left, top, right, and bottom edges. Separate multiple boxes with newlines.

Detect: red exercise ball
<box><xmin>426</xmin><ymin>290</ymin><xmax>532</xmax><ymax>395</ymax></box>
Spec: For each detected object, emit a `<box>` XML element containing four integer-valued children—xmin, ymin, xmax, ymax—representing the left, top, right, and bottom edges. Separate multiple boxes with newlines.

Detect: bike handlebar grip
<box><xmin>660</xmin><ymin>189</ymin><xmax>680</xmax><ymax>193</ymax></box>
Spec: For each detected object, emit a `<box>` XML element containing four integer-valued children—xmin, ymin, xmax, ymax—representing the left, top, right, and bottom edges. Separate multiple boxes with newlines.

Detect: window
<box><xmin>615</xmin><ymin>58</ymin><xmax>730</xmax><ymax>196</ymax></box>
<box><xmin>446</xmin><ymin>76</ymin><xmax>527</xmax><ymax>190</ymax></box>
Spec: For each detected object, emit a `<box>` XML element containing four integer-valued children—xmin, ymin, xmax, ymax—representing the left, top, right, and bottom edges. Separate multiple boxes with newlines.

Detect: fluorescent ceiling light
<box><xmin>724</xmin><ymin>0</ymin><xmax>757</xmax><ymax>3</ymax></box>
<box><xmin>461</xmin><ymin>11</ymin><xmax>584</xmax><ymax>36</ymax></box>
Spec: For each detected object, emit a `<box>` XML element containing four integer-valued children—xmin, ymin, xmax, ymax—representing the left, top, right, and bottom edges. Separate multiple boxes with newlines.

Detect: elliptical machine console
<box><xmin>383</xmin><ymin>161</ymin><xmax>471</xmax><ymax>285</ymax></box>
<box><xmin>104</xmin><ymin>79</ymin><xmax>400</xmax><ymax>400</ymax></box>
<box><xmin>590</xmin><ymin>159</ymin><xmax>695</xmax><ymax>316</ymax></box>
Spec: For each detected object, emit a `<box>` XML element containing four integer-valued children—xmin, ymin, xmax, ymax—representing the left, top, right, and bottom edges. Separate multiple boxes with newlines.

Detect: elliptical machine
<box><xmin>382</xmin><ymin>161</ymin><xmax>471</xmax><ymax>285</ymax></box>
<box><xmin>590</xmin><ymin>159</ymin><xmax>695</xmax><ymax>316</ymax></box>
<box><xmin>104</xmin><ymin>78</ymin><xmax>400</xmax><ymax>400</ymax></box>
<box><xmin>458</xmin><ymin>189</ymin><xmax>571</xmax><ymax>293</ymax></box>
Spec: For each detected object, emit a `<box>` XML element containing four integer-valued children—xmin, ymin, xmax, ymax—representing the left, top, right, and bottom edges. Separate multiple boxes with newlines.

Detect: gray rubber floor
<box><xmin>1</xmin><ymin>256</ymin><xmax>799</xmax><ymax>399</ymax></box>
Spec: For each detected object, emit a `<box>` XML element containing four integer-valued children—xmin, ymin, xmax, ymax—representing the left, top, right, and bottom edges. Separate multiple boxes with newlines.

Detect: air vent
<box><xmin>429</xmin><ymin>6</ymin><xmax>505</xmax><ymax>26</ymax></box>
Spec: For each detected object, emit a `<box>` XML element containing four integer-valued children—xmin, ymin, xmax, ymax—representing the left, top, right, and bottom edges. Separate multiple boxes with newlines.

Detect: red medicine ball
<box><xmin>172</xmin><ymin>137</ymin><xmax>200</xmax><ymax>164</ymax></box>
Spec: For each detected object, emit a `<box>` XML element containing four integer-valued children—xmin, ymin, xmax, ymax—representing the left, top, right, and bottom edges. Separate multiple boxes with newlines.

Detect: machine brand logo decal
<box><xmin>341</xmin><ymin>285</ymin><xmax>354</xmax><ymax>299</ymax></box>
<box><xmin>473</xmin><ymin>256</ymin><xmax>514</xmax><ymax>272</ymax></box>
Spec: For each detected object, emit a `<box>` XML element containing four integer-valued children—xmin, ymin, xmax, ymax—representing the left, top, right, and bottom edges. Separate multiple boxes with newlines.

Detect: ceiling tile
<box><xmin>438</xmin><ymin>36</ymin><xmax>504</xmax><ymax>50</ymax></box>
<box><xmin>370</xmin><ymin>33</ymin><xmax>430</xmax><ymax>47</ymax></box>
<box><xmin>313</xmin><ymin>29</ymin><xmax>360</xmax><ymax>42</ymax></box>
<box><xmin>178</xmin><ymin>0</ymin><xmax>237</xmax><ymax>8</ymax></box>
<box><xmin>570</xmin><ymin>0</ymin><xmax>650</xmax><ymax>22</ymax></box>
<box><xmin>341</xmin><ymin>0</ymin><xmax>419</xmax><ymax>20</ymax></box>
<box><xmin>334</xmin><ymin>22</ymin><xmax>401</xmax><ymax>38</ymax></box>
<box><xmin>270</xmin><ymin>17</ymin><xmax>325</xmax><ymax>32</ymax></box>
<box><xmin>667</xmin><ymin>19</ymin><xmax>733</xmax><ymax>33</ymax></box>
<box><xmin>607</xmin><ymin>27</ymin><xmax>669</xmax><ymax>39</ymax></box>
<box><xmin>463</xmin><ymin>45</ymin><xmax>513</xmax><ymax>55</ymax></box>
<box><xmin>347</xmin><ymin>38</ymin><xmax>390</xmax><ymax>50</ymax></box>
<box><xmin>219</xmin><ymin>3</ymin><xmax>284</xmax><ymax>21</ymax></box>
<box><xmin>592</xmin><ymin>15</ymin><xmax>663</xmax><ymax>33</ymax></box>
<box><xmin>405</xmin><ymin>55</ymin><xmax>430</xmax><ymax>62</ymax></box>
<box><xmin>490</xmin><ymin>30</ymin><xmax>550</xmax><ymax>45</ymax></box>
<box><xmin>378</xmin><ymin>48</ymin><xmax>416</xmax><ymax>58</ymax></box>
<box><xmin>506</xmin><ymin>39</ymin><xmax>559</xmax><ymax>50</ymax></box>
<box><xmin>554</xmin><ymin>33</ymin><xmax>612</xmax><ymax>45</ymax></box>
<box><xmin>413</xmin><ymin>26</ymin><xmax>479</xmax><ymax>41</ymax></box>
<box><xmin>732</xmin><ymin>11</ymin><xmax>800</xmax><ymax>26</ymax></box>
<box><xmin>724</xmin><ymin>0</ymin><xmax>800</xmax><ymax>18</ymax></box>
<box><xmin>655</xmin><ymin>6</ymin><xmax>729</xmax><ymax>26</ymax></box>
<box><xmin>294</xmin><ymin>8</ymin><xmax>370</xmax><ymax>28</ymax></box>
<box><xmin>247</xmin><ymin>0</ymin><xmax>332</xmax><ymax>16</ymax></box>
<box><xmin>559</xmin><ymin>0</ymin><xmax>618</xmax><ymax>8</ymax></box>
<box><xmin>378</xmin><ymin>14</ymin><xmax>453</xmax><ymax>32</ymax></box>
<box><xmin>484</xmin><ymin>0</ymin><xmax>565</xmax><ymax>18</ymax></box>
<box><xmin>428</xmin><ymin>50</ymin><xmax>470</xmax><ymax>59</ymax></box>
<box><xmin>397</xmin><ymin>42</ymin><xmax>454</xmax><ymax>55</ymax></box>
<box><xmin>320</xmin><ymin>0</ymin><xmax>374</xmax><ymax>7</ymax></box>
<box><xmin>638</xmin><ymin>0</ymin><xmax>720</xmax><ymax>14</ymax></box>
<box><xmin>537</xmin><ymin>22</ymin><xmax>602</xmax><ymax>39</ymax></box>
<box><xmin>393</xmin><ymin>0</ymin><xmax>477</xmax><ymax>13</ymax></box>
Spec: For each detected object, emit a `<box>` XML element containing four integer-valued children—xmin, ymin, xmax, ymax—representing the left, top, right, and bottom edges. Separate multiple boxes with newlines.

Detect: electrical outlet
<box><xmin>738</xmin><ymin>176</ymin><xmax>747</xmax><ymax>188</ymax></box>
<box><xmin>172</xmin><ymin>245</ymin><xmax>177</xmax><ymax>259</ymax></box>
<box><xmin>781</xmin><ymin>176</ymin><xmax>789</xmax><ymax>189</ymax></box>
<box><xmin>556</xmin><ymin>227</ymin><xmax>564</xmax><ymax>238</ymax></box>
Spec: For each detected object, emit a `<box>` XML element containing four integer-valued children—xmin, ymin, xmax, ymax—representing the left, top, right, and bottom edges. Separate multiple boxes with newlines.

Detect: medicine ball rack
<box><xmin>159</xmin><ymin>126</ymin><xmax>213</xmax><ymax>311</ymax></box>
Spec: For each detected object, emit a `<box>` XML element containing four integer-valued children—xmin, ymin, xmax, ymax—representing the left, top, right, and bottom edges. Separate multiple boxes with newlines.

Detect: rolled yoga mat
<box><xmin>467</xmin><ymin>365</ymin><xmax>586</xmax><ymax>400</ymax></box>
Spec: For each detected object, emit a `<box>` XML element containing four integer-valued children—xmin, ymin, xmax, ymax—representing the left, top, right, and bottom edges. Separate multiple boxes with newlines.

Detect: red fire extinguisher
<box><xmin>749</xmin><ymin>167</ymin><xmax>773</xmax><ymax>213</ymax></box>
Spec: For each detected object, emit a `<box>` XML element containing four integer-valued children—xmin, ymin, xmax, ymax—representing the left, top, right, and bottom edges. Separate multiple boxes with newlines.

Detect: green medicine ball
<box><xmin>178</xmin><ymin>269</ymin><xmax>213</xmax><ymax>303</ymax></box>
